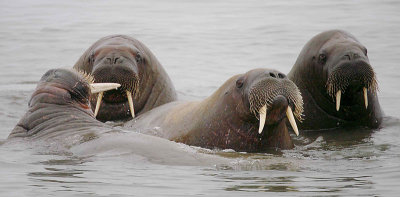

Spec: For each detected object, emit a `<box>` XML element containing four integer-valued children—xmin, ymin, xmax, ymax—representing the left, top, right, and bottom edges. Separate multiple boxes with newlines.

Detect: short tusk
<box><xmin>336</xmin><ymin>90</ymin><xmax>341</xmax><ymax>111</ymax></box>
<box><xmin>90</xmin><ymin>83</ymin><xmax>121</xmax><ymax>94</ymax></box>
<box><xmin>363</xmin><ymin>87</ymin><xmax>368</xmax><ymax>109</ymax></box>
<box><xmin>286</xmin><ymin>107</ymin><xmax>299</xmax><ymax>136</ymax></box>
<box><xmin>94</xmin><ymin>92</ymin><xmax>103</xmax><ymax>117</ymax></box>
<box><xmin>258</xmin><ymin>105</ymin><xmax>267</xmax><ymax>134</ymax></box>
<box><xmin>127</xmin><ymin>91</ymin><xmax>135</xmax><ymax>118</ymax></box>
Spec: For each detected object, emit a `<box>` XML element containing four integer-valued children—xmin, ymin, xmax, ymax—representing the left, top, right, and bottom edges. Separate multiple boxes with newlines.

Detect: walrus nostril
<box><xmin>278</xmin><ymin>73</ymin><xmax>285</xmax><ymax>78</ymax></box>
<box><xmin>106</xmin><ymin>58</ymin><xmax>112</xmax><ymax>64</ymax></box>
<box><xmin>343</xmin><ymin>53</ymin><xmax>361</xmax><ymax>61</ymax></box>
<box><xmin>269</xmin><ymin>73</ymin><xmax>276</xmax><ymax>78</ymax></box>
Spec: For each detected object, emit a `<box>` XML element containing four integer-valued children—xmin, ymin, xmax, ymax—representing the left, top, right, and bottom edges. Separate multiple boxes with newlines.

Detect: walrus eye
<box><xmin>236</xmin><ymin>79</ymin><xmax>244</xmax><ymax>88</ymax></box>
<box><xmin>135</xmin><ymin>53</ymin><xmax>142</xmax><ymax>63</ymax></box>
<box><xmin>318</xmin><ymin>54</ymin><xmax>327</xmax><ymax>64</ymax></box>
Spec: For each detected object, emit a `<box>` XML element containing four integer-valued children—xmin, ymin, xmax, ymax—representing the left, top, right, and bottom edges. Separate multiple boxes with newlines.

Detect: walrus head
<box><xmin>218</xmin><ymin>68</ymin><xmax>303</xmax><ymax>150</ymax></box>
<box><xmin>9</xmin><ymin>68</ymin><xmax>120</xmax><ymax>138</ymax></box>
<box><xmin>30</xmin><ymin>69</ymin><xmax>120</xmax><ymax>110</ymax></box>
<box><xmin>75</xmin><ymin>36</ymin><xmax>147</xmax><ymax>121</ymax></box>
<box><xmin>288</xmin><ymin>30</ymin><xmax>382</xmax><ymax>129</ymax></box>
<box><xmin>322</xmin><ymin>40</ymin><xmax>378</xmax><ymax>112</ymax></box>
<box><xmin>309</xmin><ymin>31</ymin><xmax>378</xmax><ymax>111</ymax></box>
<box><xmin>89</xmin><ymin>44</ymin><xmax>141</xmax><ymax>119</ymax></box>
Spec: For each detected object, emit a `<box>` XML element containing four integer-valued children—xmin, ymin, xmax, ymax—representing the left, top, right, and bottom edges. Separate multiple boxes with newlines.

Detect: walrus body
<box><xmin>74</xmin><ymin>35</ymin><xmax>177</xmax><ymax>121</ymax></box>
<box><xmin>287</xmin><ymin>30</ymin><xmax>383</xmax><ymax>130</ymax></box>
<box><xmin>7</xmin><ymin>68</ymin><xmax>228</xmax><ymax>165</ymax></box>
<box><xmin>125</xmin><ymin>69</ymin><xmax>304</xmax><ymax>152</ymax></box>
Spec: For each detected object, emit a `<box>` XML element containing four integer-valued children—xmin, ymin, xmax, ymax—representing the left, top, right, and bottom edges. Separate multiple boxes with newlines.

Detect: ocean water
<box><xmin>1</xmin><ymin>0</ymin><xmax>400</xmax><ymax>196</ymax></box>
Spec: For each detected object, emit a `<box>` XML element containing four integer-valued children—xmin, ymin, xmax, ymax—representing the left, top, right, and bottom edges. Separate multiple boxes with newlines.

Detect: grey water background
<box><xmin>1</xmin><ymin>0</ymin><xmax>400</xmax><ymax>196</ymax></box>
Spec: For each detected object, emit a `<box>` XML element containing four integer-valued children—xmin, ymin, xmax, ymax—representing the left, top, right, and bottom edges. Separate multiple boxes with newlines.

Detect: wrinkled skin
<box><xmin>74</xmin><ymin>35</ymin><xmax>177</xmax><ymax>121</ymax></box>
<box><xmin>125</xmin><ymin>68</ymin><xmax>304</xmax><ymax>152</ymax></box>
<box><xmin>288</xmin><ymin>30</ymin><xmax>383</xmax><ymax>130</ymax></box>
<box><xmin>8</xmin><ymin>68</ymin><xmax>110</xmax><ymax>140</ymax></box>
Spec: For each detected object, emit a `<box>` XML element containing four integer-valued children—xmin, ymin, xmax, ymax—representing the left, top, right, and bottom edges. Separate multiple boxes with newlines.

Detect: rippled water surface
<box><xmin>1</xmin><ymin>0</ymin><xmax>400</xmax><ymax>196</ymax></box>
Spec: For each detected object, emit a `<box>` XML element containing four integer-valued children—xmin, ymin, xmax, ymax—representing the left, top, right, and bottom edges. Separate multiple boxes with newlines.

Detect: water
<box><xmin>1</xmin><ymin>0</ymin><xmax>400</xmax><ymax>196</ymax></box>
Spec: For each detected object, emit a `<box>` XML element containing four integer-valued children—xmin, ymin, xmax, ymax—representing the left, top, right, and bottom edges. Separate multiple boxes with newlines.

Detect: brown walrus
<box><xmin>287</xmin><ymin>30</ymin><xmax>383</xmax><ymax>130</ymax></box>
<box><xmin>125</xmin><ymin>68</ymin><xmax>304</xmax><ymax>152</ymax></box>
<box><xmin>74</xmin><ymin>35</ymin><xmax>177</xmax><ymax>121</ymax></box>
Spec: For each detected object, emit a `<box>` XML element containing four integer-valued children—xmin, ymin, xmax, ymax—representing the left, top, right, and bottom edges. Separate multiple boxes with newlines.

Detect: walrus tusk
<box><xmin>336</xmin><ymin>90</ymin><xmax>341</xmax><ymax>111</ymax></box>
<box><xmin>363</xmin><ymin>87</ymin><xmax>368</xmax><ymax>109</ymax></box>
<box><xmin>90</xmin><ymin>83</ymin><xmax>121</xmax><ymax>94</ymax></box>
<box><xmin>90</xmin><ymin>83</ymin><xmax>120</xmax><ymax>117</ymax></box>
<box><xmin>127</xmin><ymin>91</ymin><xmax>135</xmax><ymax>118</ymax></box>
<box><xmin>258</xmin><ymin>105</ymin><xmax>267</xmax><ymax>134</ymax></box>
<box><xmin>94</xmin><ymin>92</ymin><xmax>103</xmax><ymax>117</ymax></box>
<box><xmin>286</xmin><ymin>107</ymin><xmax>299</xmax><ymax>136</ymax></box>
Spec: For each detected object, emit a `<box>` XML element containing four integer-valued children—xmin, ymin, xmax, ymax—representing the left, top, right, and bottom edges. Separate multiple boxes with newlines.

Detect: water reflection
<box><xmin>296</xmin><ymin>127</ymin><xmax>374</xmax><ymax>148</ymax></box>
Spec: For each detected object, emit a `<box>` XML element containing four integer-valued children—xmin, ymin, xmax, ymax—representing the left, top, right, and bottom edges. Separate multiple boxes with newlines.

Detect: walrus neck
<box><xmin>134</xmin><ymin>60</ymin><xmax>177</xmax><ymax>116</ymax></box>
<box><xmin>263</xmin><ymin>120</ymin><xmax>294</xmax><ymax>150</ymax></box>
<box><xmin>8</xmin><ymin>103</ymin><xmax>107</xmax><ymax>140</ymax></box>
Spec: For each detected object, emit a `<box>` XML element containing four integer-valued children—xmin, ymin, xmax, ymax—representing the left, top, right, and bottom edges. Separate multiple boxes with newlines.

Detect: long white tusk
<box><xmin>90</xmin><ymin>83</ymin><xmax>121</xmax><ymax>94</ymax></box>
<box><xmin>336</xmin><ymin>90</ymin><xmax>341</xmax><ymax>111</ymax></box>
<box><xmin>258</xmin><ymin>105</ymin><xmax>267</xmax><ymax>134</ymax></box>
<box><xmin>363</xmin><ymin>87</ymin><xmax>368</xmax><ymax>109</ymax></box>
<box><xmin>126</xmin><ymin>91</ymin><xmax>135</xmax><ymax>118</ymax></box>
<box><xmin>286</xmin><ymin>107</ymin><xmax>299</xmax><ymax>136</ymax></box>
<box><xmin>94</xmin><ymin>92</ymin><xmax>103</xmax><ymax>117</ymax></box>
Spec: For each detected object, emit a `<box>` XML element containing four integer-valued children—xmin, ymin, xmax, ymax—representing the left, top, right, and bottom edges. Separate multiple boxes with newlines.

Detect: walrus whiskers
<box><xmin>326</xmin><ymin>61</ymin><xmax>377</xmax><ymax>111</ymax></box>
<box><xmin>250</xmin><ymin>79</ymin><xmax>303</xmax><ymax>135</ymax></box>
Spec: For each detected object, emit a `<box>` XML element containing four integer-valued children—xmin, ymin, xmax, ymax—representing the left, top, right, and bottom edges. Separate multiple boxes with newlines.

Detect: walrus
<box><xmin>74</xmin><ymin>35</ymin><xmax>177</xmax><ymax>121</ymax></box>
<box><xmin>7</xmin><ymin>68</ymin><xmax>231</xmax><ymax>166</ymax></box>
<box><xmin>287</xmin><ymin>30</ymin><xmax>383</xmax><ymax>130</ymax></box>
<box><xmin>125</xmin><ymin>68</ymin><xmax>304</xmax><ymax>151</ymax></box>
<box><xmin>8</xmin><ymin>68</ymin><xmax>121</xmax><ymax>140</ymax></box>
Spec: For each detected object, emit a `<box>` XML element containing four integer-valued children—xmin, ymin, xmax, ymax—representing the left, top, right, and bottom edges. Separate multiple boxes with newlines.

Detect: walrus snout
<box><xmin>247</xmin><ymin>77</ymin><xmax>303</xmax><ymax>136</ymax></box>
<box><xmin>248</xmin><ymin>78</ymin><xmax>303</xmax><ymax>120</ymax></box>
<box><xmin>91</xmin><ymin>64</ymin><xmax>139</xmax><ymax>119</ymax></box>
<box><xmin>264</xmin><ymin>95</ymin><xmax>289</xmax><ymax>125</ymax></box>
<box><xmin>93</xmin><ymin>67</ymin><xmax>139</xmax><ymax>92</ymax></box>
<box><xmin>326</xmin><ymin>60</ymin><xmax>377</xmax><ymax>111</ymax></box>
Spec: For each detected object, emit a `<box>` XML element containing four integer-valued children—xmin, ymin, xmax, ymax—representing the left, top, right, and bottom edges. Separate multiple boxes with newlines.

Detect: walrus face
<box><xmin>88</xmin><ymin>45</ymin><xmax>142</xmax><ymax>120</ymax></box>
<box><xmin>234</xmin><ymin>69</ymin><xmax>303</xmax><ymax>145</ymax></box>
<box><xmin>31</xmin><ymin>69</ymin><xmax>120</xmax><ymax>112</ymax></box>
<box><xmin>316</xmin><ymin>34</ymin><xmax>378</xmax><ymax>111</ymax></box>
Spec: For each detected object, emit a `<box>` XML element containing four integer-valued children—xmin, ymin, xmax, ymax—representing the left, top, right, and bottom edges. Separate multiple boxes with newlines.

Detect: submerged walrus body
<box><xmin>74</xmin><ymin>35</ymin><xmax>177</xmax><ymax>121</ymax></box>
<box><xmin>125</xmin><ymin>68</ymin><xmax>304</xmax><ymax>152</ymax></box>
<box><xmin>288</xmin><ymin>30</ymin><xmax>383</xmax><ymax>130</ymax></box>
